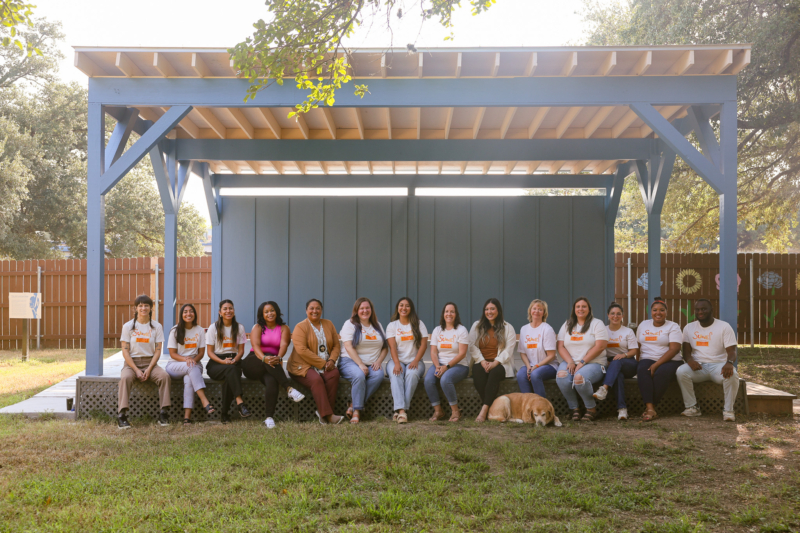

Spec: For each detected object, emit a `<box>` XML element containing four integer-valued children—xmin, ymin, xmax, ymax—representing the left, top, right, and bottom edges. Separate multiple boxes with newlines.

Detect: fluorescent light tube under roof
<box><xmin>415</xmin><ymin>188</ymin><xmax>528</xmax><ymax>197</ymax></box>
<box><xmin>219</xmin><ymin>187</ymin><xmax>408</xmax><ymax>197</ymax></box>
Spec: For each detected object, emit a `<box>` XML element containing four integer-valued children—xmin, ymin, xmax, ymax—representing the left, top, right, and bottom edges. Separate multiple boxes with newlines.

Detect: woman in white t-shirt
<box><xmin>636</xmin><ymin>297</ymin><xmax>683</xmax><ymax>421</ymax></box>
<box><xmin>205</xmin><ymin>299</ymin><xmax>251</xmax><ymax>423</ymax></box>
<box><xmin>591</xmin><ymin>303</ymin><xmax>639</xmax><ymax>420</ymax></box>
<box><xmin>165</xmin><ymin>303</ymin><xmax>215</xmax><ymax>425</ymax></box>
<box><xmin>556</xmin><ymin>297</ymin><xmax>609</xmax><ymax>422</ymax></box>
<box><xmin>516</xmin><ymin>299</ymin><xmax>558</xmax><ymax>399</ymax></box>
<box><xmin>339</xmin><ymin>297</ymin><xmax>389</xmax><ymax>424</ymax></box>
<box><xmin>386</xmin><ymin>297</ymin><xmax>428</xmax><ymax>424</ymax></box>
<box><xmin>424</xmin><ymin>302</ymin><xmax>470</xmax><ymax>422</ymax></box>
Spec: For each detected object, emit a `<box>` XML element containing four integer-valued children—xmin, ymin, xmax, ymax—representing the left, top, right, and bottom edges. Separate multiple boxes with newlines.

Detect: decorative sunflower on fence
<box><xmin>676</xmin><ymin>269</ymin><xmax>702</xmax><ymax>294</ymax></box>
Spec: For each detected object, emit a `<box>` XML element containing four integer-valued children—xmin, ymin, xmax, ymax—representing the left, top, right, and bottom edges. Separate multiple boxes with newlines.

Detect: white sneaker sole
<box><xmin>681</xmin><ymin>411</ymin><xmax>702</xmax><ymax>417</ymax></box>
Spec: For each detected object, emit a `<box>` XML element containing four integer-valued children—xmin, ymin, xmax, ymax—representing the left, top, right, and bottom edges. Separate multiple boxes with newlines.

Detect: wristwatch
<box><xmin>446</xmin><ymin>364</ymin><xmax>451</xmax><ymax>369</ymax></box>
<box><xmin>726</xmin><ymin>359</ymin><xmax>736</xmax><ymax>365</ymax></box>
<box><xmin>578</xmin><ymin>360</ymin><xmax>585</xmax><ymax>365</ymax></box>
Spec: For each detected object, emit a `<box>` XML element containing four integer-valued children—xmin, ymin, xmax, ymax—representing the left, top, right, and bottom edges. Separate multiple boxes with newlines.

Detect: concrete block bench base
<box><xmin>76</xmin><ymin>376</ymin><xmax>747</xmax><ymax>422</ymax></box>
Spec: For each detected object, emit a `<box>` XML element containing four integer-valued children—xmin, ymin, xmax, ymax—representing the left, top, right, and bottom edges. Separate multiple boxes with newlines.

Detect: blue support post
<box><xmin>718</xmin><ymin>100</ymin><xmax>738</xmax><ymax>332</ymax></box>
<box><xmin>86</xmin><ymin>104</ymin><xmax>106</xmax><ymax>376</ymax></box>
<box><xmin>200</xmin><ymin>163</ymin><xmax>222</xmax><ymax>312</ymax></box>
<box><xmin>605</xmin><ymin>163</ymin><xmax>630</xmax><ymax>309</ymax></box>
<box><xmin>104</xmin><ymin>108</ymin><xmax>139</xmax><ymax>171</ymax></box>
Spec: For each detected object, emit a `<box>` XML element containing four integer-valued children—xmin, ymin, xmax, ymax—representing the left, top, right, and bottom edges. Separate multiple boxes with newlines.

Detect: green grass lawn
<box><xmin>0</xmin><ymin>349</ymin><xmax>117</xmax><ymax>409</ymax></box>
<box><xmin>0</xmin><ymin>413</ymin><xmax>798</xmax><ymax>532</ymax></box>
<box><xmin>738</xmin><ymin>346</ymin><xmax>800</xmax><ymax>396</ymax></box>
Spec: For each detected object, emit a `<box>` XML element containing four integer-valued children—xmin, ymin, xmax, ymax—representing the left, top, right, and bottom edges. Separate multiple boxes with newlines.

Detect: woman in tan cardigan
<box><xmin>287</xmin><ymin>299</ymin><xmax>344</xmax><ymax>424</ymax></box>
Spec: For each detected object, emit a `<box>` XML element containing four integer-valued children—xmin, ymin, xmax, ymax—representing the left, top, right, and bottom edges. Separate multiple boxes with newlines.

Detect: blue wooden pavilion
<box><xmin>76</xmin><ymin>45</ymin><xmax>750</xmax><ymax>375</ymax></box>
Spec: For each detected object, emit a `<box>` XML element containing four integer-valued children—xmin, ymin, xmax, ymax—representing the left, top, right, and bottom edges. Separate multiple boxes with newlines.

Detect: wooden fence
<box><xmin>615</xmin><ymin>253</ymin><xmax>800</xmax><ymax>346</ymax></box>
<box><xmin>0</xmin><ymin>257</ymin><xmax>212</xmax><ymax>349</ymax></box>
<box><xmin>1</xmin><ymin>253</ymin><xmax>798</xmax><ymax>349</ymax></box>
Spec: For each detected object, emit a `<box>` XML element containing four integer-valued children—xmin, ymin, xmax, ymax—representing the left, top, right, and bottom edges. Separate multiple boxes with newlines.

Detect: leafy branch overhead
<box><xmin>0</xmin><ymin>1</ymin><xmax>41</xmax><ymax>56</ymax></box>
<box><xmin>229</xmin><ymin>0</ymin><xmax>497</xmax><ymax>116</ymax></box>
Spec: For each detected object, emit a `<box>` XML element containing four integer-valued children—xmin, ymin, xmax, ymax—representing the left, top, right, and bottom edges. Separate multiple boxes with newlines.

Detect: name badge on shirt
<box><xmin>570</xmin><ymin>336</ymin><xmax>583</xmax><ymax>342</ymax></box>
<box><xmin>526</xmin><ymin>343</ymin><xmax>538</xmax><ymax>349</ymax></box>
<box><xmin>645</xmin><ymin>336</ymin><xmax>657</xmax><ymax>342</ymax></box>
<box><xmin>696</xmin><ymin>341</ymin><xmax>709</xmax><ymax>347</ymax></box>
<box><xmin>400</xmin><ymin>335</ymin><xmax>414</xmax><ymax>342</ymax></box>
<box><xmin>440</xmin><ymin>343</ymin><xmax>452</xmax><ymax>349</ymax></box>
<box><xmin>136</xmin><ymin>338</ymin><xmax>149</xmax><ymax>343</ymax></box>
<box><xmin>223</xmin><ymin>342</ymin><xmax>235</xmax><ymax>348</ymax></box>
<box><xmin>607</xmin><ymin>343</ymin><xmax>620</xmax><ymax>348</ymax></box>
<box><xmin>185</xmin><ymin>343</ymin><xmax>197</xmax><ymax>349</ymax></box>
<box><xmin>365</xmin><ymin>335</ymin><xmax>377</xmax><ymax>341</ymax></box>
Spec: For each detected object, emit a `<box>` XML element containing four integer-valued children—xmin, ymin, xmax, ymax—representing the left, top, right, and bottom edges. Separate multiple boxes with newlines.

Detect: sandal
<box><xmin>397</xmin><ymin>413</ymin><xmax>408</xmax><ymax>424</ymax></box>
<box><xmin>392</xmin><ymin>412</ymin><xmax>399</xmax><ymax>422</ymax></box>
<box><xmin>429</xmin><ymin>411</ymin><xmax>446</xmax><ymax>422</ymax></box>
<box><xmin>204</xmin><ymin>404</ymin><xmax>216</xmax><ymax>415</ymax></box>
<box><xmin>642</xmin><ymin>408</ymin><xmax>659</xmax><ymax>422</ymax></box>
<box><xmin>183</xmin><ymin>418</ymin><xmax>193</xmax><ymax>426</ymax></box>
<box><xmin>345</xmin><ymin>406</ymin><xmax>354</xmax><ymax>420</ymax></box>
<box><xmin>581</xmin><ymin>410</ymin><xmax>598</xmax><ymax>422</ymax></box>
<box><xmin>448</xmin><ymin>411</ymin><xmax>462</xmax><ymax>422</ymax></box>
<box><xmin>350</xmin><ymin>414</ymin><xmax>360</xmax><ymax>424</ymax></box>
<box><xmin>571</xmin><ymin>409</ymin><xmax>582</xmax><ymax>421</ymax></box>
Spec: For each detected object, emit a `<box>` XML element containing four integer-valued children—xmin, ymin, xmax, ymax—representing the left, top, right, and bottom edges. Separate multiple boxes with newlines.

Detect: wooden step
<box><xmin>746</xmin><ymin>382</ymin><xmax>797</xmax><ymax>416</ymax></box>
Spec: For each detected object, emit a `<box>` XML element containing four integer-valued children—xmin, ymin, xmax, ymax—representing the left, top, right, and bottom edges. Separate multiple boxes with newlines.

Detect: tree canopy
<box><xmin>582</xmin><ymin>0</ymin><xmax>800</xmax><ymax>252</ymax></box>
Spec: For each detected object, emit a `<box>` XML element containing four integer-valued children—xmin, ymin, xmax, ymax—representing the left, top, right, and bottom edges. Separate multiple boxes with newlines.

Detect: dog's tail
<box><xmin>488</xmin><ymin>395</ymin><xmax>511</xmax><ymax>422</ymax></box>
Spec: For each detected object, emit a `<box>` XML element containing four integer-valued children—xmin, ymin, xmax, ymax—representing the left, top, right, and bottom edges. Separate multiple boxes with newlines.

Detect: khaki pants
<box><xmin>118</xmin><ymin>365</ymin><xmax>171</xmax><ymax>413</ymax></box>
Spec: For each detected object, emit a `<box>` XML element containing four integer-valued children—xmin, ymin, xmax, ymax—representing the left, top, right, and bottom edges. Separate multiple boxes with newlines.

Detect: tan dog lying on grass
<box><xmin>488</xmin><ymin>393</ymin><xmax>562</xmax><ymax>427</ymax></box>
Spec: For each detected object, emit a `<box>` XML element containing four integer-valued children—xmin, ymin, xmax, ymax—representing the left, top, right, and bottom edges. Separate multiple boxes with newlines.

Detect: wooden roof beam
<box><xmin>669</xmin><ymin>50</ymin><xmax>694</xmax><ymax>76</ymax></box>
<box><xmin>631</xmin><ymin>51</ymin><xmax>652</xmax><ymax>75</ymax></box>
<box><xmin>191</xmin><ymin>53</ymin><xmax>210</xmax><ymax>77</ymax></box>
<box><xmin>594</xmin><ymin>160</ymin><xmax>616</xmax><ymax>174</ymax></box>
<box><xmin>74</xmin><ymin>52</ymin><xmax>103</xmax><ymax>77</ymax></box>
<box><xmin>473</xmin><ymin>107</ymin><xmax>486</xmax><ymax>139</ymax></box>
<box><xmin>416</xmin><ymin>108</ymin><xmax>422</xmax><ymax>139</ymax></box>
<box><xmin>482</xmin><ymin>161</ymin><xmax>492</xmax><ymax>174</ymax></box>
<box><xmin>729</xmin><ymin>49</ymin><xmax>751</xmax><ymax>74</ymax></box>
<box><xmin>153</xmin><ymin>53</ymin><xmax>177</xmax><ymax>77</ymax></box>
<box><xmin>380</xmin><ymin>54</ymin><xmax>387</xmax><ymax>78</ymax></box>
<box><xmin>455</xmin><ymin>52</ymin><xmax>462</xmax><ymax>78</ymax></box>
<box><xmin>500</xmin><ymin>107</ymin><xmax>518</xmax><ymax>139</ymax></box>
<box><xmin>161</xmin><ymin>107</ymin><xmax>199</xmax><ymax>138</ymax></box>
<box><xmin>321</xmin><ymin>108</ymin><xmax>337</xmax><ymax>139</ymax></box>
<box><xmin>708</xmin><ymin>49</ymin><xmax>733</xmax><ymax>74</ymax></box>
<box><xmin>584</xmin><ymin>106</ymin><xmax>614</xmax><ymax>138</ymax></box>
<box><xmin>229</xmin><ymin>108</ymin><xmax>255</xmax><ymax>139</ymax></box>
<box><xmin>444</xmin><ymin>107</ymin><xmax>454</xmax><ymax>139</ymax></box>
<box><xmin>418</xmin><ymin>54</ymin><xmax>424</xmax><ymax>78</ymax></box>
<box><xmin>561</xmin><ymin>52</ymin><xmax>577</xmax><ymax>76</ymax></box>
<box><xmin>222</xmin><ymin>161</ymin><xmax>240</xmax><ymax>173</ymax></box>
<box><xmin>571</xmin><ymin>161</ymin><xmax>591</xmax><ymax>174</ymax></box>
<box><xmin>386</xmin><ymin>108</ymin><xmax>392</xmax><ymax>139</ymax></box>
<box><xmin>596</xmin><ymin>51</ymin><xmax>616</xmax><ymax>76</ymax></box>
<box><xmin>491</xmin><ymin>53</ymin><xmax>500</xmax><ymax>77</ymax></box>
<box><xmin>354</xmin><ymin>108</ymin><xmax>365</xmax><ymax>140</ymax></box>
<box><xmin>611</xmin><ymin>109</ymin><xmax>638</xmax><ymax>138</ymax></box>
<box><xmin>245</xmin><ymin>161</ymin><xmax>261</xmax><ymax>174</ymax></box>
<box><xmin>504</xmin><ymin>161</ymin><xmax>517</xmax><ymax>174</ymax></box>
<box><xmin>524</xmin><ymin>52</ymin><xmax>537</xmax><ymax>76</ymax></box>
<box><xmin>556</xmin><ymin>107</ymin><xmax>581</xmax><ymax>139</ymax></box>
<box><xmin>270</xmin><ymin>161</ymin><xmax>284</xmax><ymax>175</ymax></box>
<box><xmin>258</xmin><ymin>108</ymin><xmax>282</xmax><ymax>139</ymax></box>
<box><xmin>115</xmin><ymin>52</ymin><xmax>143</xmax><ymax>77</ymax></box>
<box><xmin>196</xmin><ymin>108</ymin><xmax>226</xmax><ymax>139</ymax></box>
<box><xmin>550</xmin><ymin>161</ymin><xmax>566</xmax><ymax>173</ymax></box>
<box><xmin>295</xmin><ymin>114</ymin><xmax>309</xmax><ymax>139</ymax></box>
<box><xmin>528</xmin><ymin>107</ymin><xmax>550</xmax><ymax>139</ymax></box>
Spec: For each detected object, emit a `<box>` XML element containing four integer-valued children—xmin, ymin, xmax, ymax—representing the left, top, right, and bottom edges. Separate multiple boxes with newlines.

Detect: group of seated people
<box><xmin>115</xmin><ymin>293</ymin><xmax>740</xmax><ymax>429</ymax></box>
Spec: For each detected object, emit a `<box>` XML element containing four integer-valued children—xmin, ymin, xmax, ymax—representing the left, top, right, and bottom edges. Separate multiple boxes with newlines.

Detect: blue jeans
<box><xmin>424</xmin><ymin>364</ymin><xmax>469</xmax><ymax>406</ymax></box>
<box><xmin>387</xmin><ymin>359</ymin><xmax>426</xmax><ymax>411</ymax></box>
<box><xmin>516</xmin><ymin>364</ymin><xmax>557</xmax><ymax>398</ymax></box>
<box><xmin>338</xmin><ymin>357</ymin><xmax>385</xmax><ymax>411</ymax></box>
<box><xmin>602</xmin><ymin>357</ymin><xmax>638</xmax><ymax>409</ymax></box>
<box><xmin>556</xmin><ymin>361</ymin><xmax>605</xmax><ymax>410</ymax></box>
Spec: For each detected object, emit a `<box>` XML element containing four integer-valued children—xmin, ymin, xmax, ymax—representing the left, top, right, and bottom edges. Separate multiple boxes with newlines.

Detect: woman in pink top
<box><xmin>242</xmin><ymin>301</ymin><xmax>305</xmax><ymax>428</ymax></box>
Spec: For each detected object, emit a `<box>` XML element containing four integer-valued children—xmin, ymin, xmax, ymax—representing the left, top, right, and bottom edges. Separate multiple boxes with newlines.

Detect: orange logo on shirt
<box><xmin>692</xmin><ymin>331</ymin><xmax>713</xmax><ymax>341</ymax></box>
<box><xmin>365</xmin><ymin>335</ymin><xmax>377</xmax><ymax>341</ymax></box>
<box><xmin>185</xmin><ymin>343</ymin><xmax>197</xmax><ymax>349</ymax></box>
<box><xmin>525</xmin><ymin>334</ymin><xmax>540</xmax><ymax>349</ymax></box>
<box><xmin>526</xmin><ymin>343</ymin><xmax>538</xmax><ymax>349</ymax></box>
<box><xmin>608</xmin><ymin>343</ymin><xmax>620</xmax><ymax>348</ymax></box>
<box><xmin>570</xmin><ymin>336</ymin><xmax>583</xmax><ymax>342</ymax></box>
<box><xmin>696</xmin><ymin>341</ymin><xmax>709</xmax><ymax>347</ymax></box>
<box><xmin>644</xmin><ymin>336</ymin><xmax>658</xmax><ymax>342</ymax></box>
<box><xmin>440</xmin><ymin>343</ymin><xmax>453</xmax><ymax>349</ymax></box>
<box><xmin>400</xmin><ymin>335</ymin><xmax>414</xmax><ymax>342</ymax></box>
<box><xmin>135</xmin><ymin>338</ymin><xmax>149</xmax><ymax>343</ymax></box>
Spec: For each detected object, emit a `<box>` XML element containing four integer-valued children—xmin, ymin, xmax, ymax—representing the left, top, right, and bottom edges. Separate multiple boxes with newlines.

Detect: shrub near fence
<box><xmin>616</xmin><ymin>253</ymin><xmax>800</xmax><ymax>346</ymax></box>
<box><xmin>0</xmin><ymin>257</ymin><xmax>212</xmax><ymax>350</ymax></box>
<box><xmin>1</xmin><ymin>254</ymin><xmax>798</xmax><ymax>349</ymax></box>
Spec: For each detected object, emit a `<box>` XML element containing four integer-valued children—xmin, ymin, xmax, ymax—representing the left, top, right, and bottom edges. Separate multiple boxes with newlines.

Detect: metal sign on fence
<box><xmin>9</xmin><ymin>292</ymin><xmax>41</xmax><ymax>361</ymax></box>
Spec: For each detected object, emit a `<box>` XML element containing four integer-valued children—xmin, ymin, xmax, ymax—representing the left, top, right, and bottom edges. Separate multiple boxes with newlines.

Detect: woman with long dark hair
<box><xmin>591</xmin><ymin>303</ymin><xmax>639</xmax><ymax>420</ymax></box>
<box><xmin>386</xmin><ymin>297</ymin><xmax>428</xmax><ymax>423</ymax></box>
<box><xmin>241</xmin><ymin>301</ymin><xmax>305</xmax><ymax>429</ymax></box>
<box><xmin>468</xmin><ymin>298</ymin><xmax>517</xmax><ymax>422</ymax></box>
<box><xmin>339</xmin><ymin>297</ymin><xmax>388</xmax><ymax>424</ymax></box>
<box><xmin>287</xmin><ymin>299</ymin><xmax>344</xmax><ymax>425</ymax></box>
<box><xmin>117</xmin><ymin>294</ymin><xmax>170</xmax><ymax>429</ymax></box>
<box><xmin>205</xmin><ymin>299</ymin><xmax>251</xmax><ymax>423</ymax></box>
<box><xmin>556</xmin><ymin>297</ymin><xmax>609</xmax><ymax>422</ymax></box>
<box><xmin>165</xmin><ymin>303</ymin><xmax>216</xmax><ymax>425</ymax></box>
<box><xmin>636</xmin><ymin>297</ymin><xmax>683</xmax><ymax>421</ymax></box>
<box><xmin>424</xmin><ymin>302</ymin><xmax>470</xmax><ymax>422</ymax></box>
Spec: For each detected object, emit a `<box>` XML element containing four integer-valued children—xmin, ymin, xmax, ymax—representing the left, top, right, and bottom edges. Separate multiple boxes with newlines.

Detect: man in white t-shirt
<box><xmin>677</xmin><ymin>299</ymin><xmax>739</xmax><ymax>422</ymax></box>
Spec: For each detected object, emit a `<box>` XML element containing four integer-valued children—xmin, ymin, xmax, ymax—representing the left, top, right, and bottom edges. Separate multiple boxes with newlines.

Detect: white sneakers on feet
<box><xmin>681</xmin><ymin>406</ymin><xmax>702</xmax><ymax>417</ymax></box>
<box><xmin>617</xmin><ymin>408</ymin><xmax>628</xmax><ymax>420</ymax></box>
<box><xmin>288</xmin><ymin>388</ymin><xmax>305</xmax><ymax>403</ymax></box>
<box><xmin>723</xmin><ymin>411</ymin><xmax>736</xmax><ymax>422</ymax></box>
<box><xmin>264</xmin><ymin>417</ymin><xmax>276</xmax><ymax>429</ymax></box>
<box><xmin>593</xmin><ymin>386</ymin><xmax>608</xmax><ymax>401</ymax></box>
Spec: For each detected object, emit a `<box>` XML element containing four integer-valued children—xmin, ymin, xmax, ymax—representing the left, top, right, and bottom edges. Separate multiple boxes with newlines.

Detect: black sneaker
<box><xmin>158</xmin><ymin>409</ymin><xmax>170</xmax><ymax>427</ymax></box>
<box><xmin>221</xmin><ymin>414</ymin><xmax>231</xmax><ymax>424</ymax></box>
<box><xmin>117</xmin><ymin>414</ymin><xmax>131</xmax><ymax>429</ymax></box>
<box><xmin>238</xmin><ymin>404</ymin><xmax>252</xmax><ymax>418</ymax></box>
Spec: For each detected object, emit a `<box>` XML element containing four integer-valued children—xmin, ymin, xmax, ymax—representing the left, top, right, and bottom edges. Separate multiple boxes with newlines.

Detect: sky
<box><xmin>33</xmin><ymin>0</ymin><xmax>605</xmax><ymax>224</ymax></box>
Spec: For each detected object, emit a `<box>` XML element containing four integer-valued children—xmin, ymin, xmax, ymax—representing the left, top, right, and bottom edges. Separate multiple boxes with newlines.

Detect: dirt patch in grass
<box><xmin>738</xmin><ymin>346</ymin><xmax>800</xmax><ymax>396</ymax></box>
<box><xmin>0</xmin><ymin>411</ymin><xmax>798</xmax><ymax>532</ymax></box>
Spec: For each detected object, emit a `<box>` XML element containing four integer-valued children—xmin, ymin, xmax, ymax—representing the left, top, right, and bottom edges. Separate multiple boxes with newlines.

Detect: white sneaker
<box><xmin>617</xmin><ymin>408</ymin><xmax>628</xmax><ymax>420</ymax></box>
<box><xmin>593</xmin><ymin>386</ymin><xmax>608</xmax><ymax>401</ymax></box>
<box><xmin>264</xmin><ymin>417</ymin><xmax>276</xmax><ymax>429</ymax></box>
<box><xmin>681</xmin><ymin>406</ymin><xmax>702</xmax><ymax>417</ymax></box>
<box><xmin>288</xmin><ymin>388</ymin><xmax>305</xmax><ymax>403</ymax></box>
<box><xmin>723</xmin><ymin>411</ymin><xmax>735</xmax><ymax>422</ymax></box>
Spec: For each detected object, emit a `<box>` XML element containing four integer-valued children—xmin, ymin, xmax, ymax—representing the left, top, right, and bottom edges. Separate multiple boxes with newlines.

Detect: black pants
<box><xmin>472</xmin><ymin>363</ymin><xmax>507</xmax><ymax>407</ymax></box>
<box><xmin>206</xmin><ymin>358</ymin><xmax>243</xmax><ymax>416</ymax></box>
<box><xmin>241</xmin><ymin>351</ymin><xmax>294</xmax><ymax>417</ymax></box>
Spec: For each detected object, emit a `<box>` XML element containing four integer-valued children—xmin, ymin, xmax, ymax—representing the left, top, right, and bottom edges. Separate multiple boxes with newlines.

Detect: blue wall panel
<box><xmin>219</xmin><ymin>196</ymin><xmax>607</xmax><ymax>334</ymax></box>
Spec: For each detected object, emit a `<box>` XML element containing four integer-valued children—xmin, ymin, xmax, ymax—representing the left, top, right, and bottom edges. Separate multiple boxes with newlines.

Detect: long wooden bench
<box><xmin>76</xmin><ymin>374</ymin><xmax>748</xmax><ymax>422</ymax></box>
